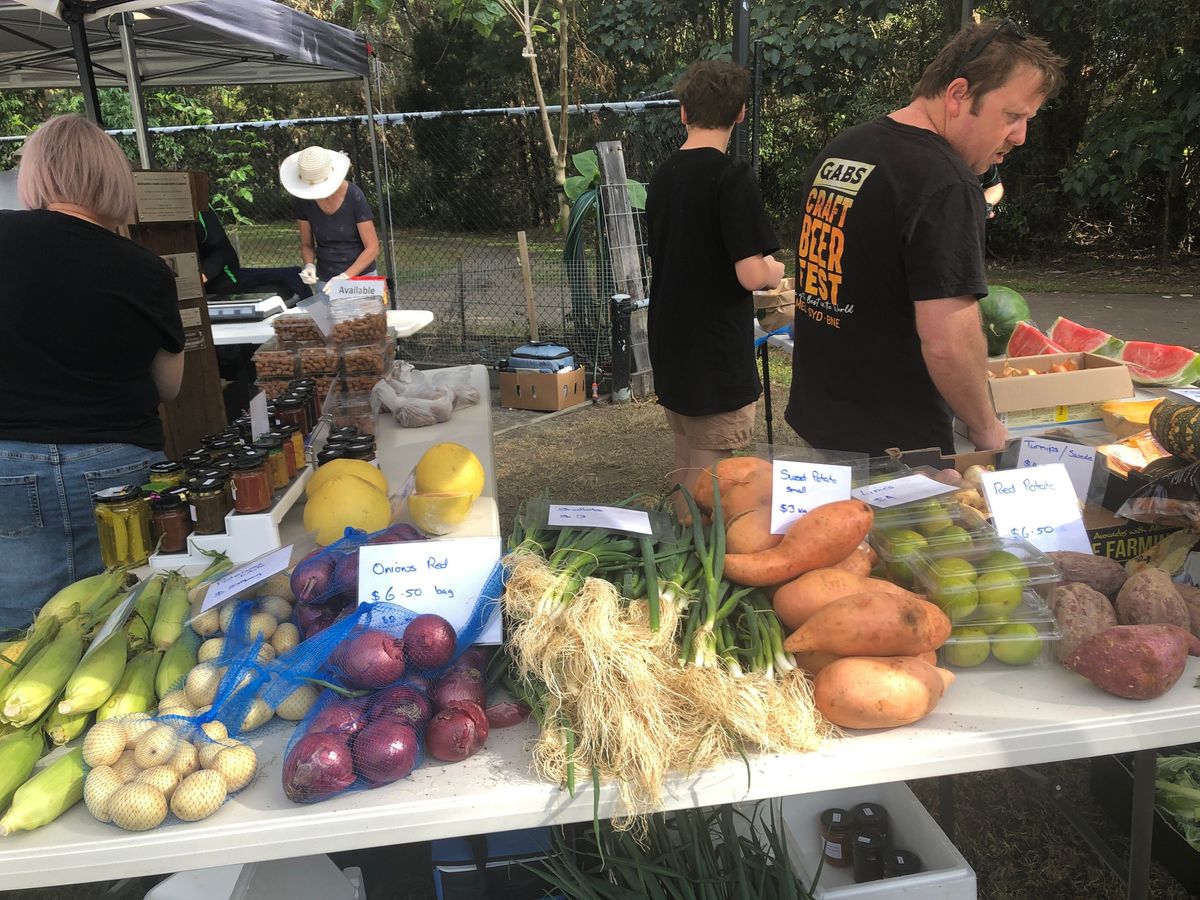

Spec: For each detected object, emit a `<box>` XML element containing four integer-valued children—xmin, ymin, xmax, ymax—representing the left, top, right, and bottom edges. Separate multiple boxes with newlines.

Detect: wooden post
<box><xmin>516</xmin><ymin>230</ymin><xmax>539</xmax><ymax>342</ymax></box>
<box><xmin>596</xmin><ymin>141</ymin><xmax>653</xmax><ymax>397</ymax></box>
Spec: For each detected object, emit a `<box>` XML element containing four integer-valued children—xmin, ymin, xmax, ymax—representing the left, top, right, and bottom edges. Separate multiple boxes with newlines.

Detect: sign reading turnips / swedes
<box><xmin>358</xmin><ymin>537</ymin><xmax>503</xmax><ymax>643</ymax></box>
<box><xmin>770</xmin><ymin>461</ymin><xmax>852</xmax><ymax>535</ymax></box>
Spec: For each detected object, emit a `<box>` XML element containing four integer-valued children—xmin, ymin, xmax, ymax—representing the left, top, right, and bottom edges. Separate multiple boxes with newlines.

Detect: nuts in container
<box><xmin>272</xmin><ymin>313</ymin><xmax>323</xmax><ymax>346</ymax></box>
<box><xmin>331</xmin><ymin>297</ymin><xmax>387</xmax><ymax>345</ymax></box>
<box><xmin>343</xmin><ymin>373</ymin><xmax>380</xmax><ymax>393</ymax></box>
<box><xmin>341</xmin><ymin>339</ymin><xmax>389</xmax><ymax>375</ymax></box>
<box><xmin>297</xmin><ymin>344</ymin><xmax>339</xmax><ymax>375</ymax></box>
<box><xmin>251</xmin><ymin>341</ymin><xmax>296</xmax><ymax>379</ymax></box>
<box><xmin>254</xmin><ymin>378</ymin><xmax>293</xmax><ymax>400</ymax></box>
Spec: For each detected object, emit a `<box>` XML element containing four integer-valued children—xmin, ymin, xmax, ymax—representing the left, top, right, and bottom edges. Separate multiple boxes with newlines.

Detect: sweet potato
<box><xmin>723</xmin><ymin>499</ymin><xmax>874</xmax><ymax>587</ymax></box>
<box><xmin>832</xmin><ymin>546</ymin><xmax>873</xmax><ymax>578</ymax></box>
<box><xmin>1048</xmin><ymin>551</ymin><xmax>1127</xmax><ymax>599</ymax></box>
<box><xmin>1115</xmin><ymin>567</ymin><xmax>1189</xmax><ymax>630</ymax></box>
<box><xmin>772</xmin><ymin>568</ymin><xmax>919</xmax><ymax>632</ymax></box>
<box><xmin>1064</xmin><ymin>624</ymin><xmax>1200</xmax><ymax>700</ymax></box>
<box><xmin>724</xmin><ymin>506</ymin><xmax>783</xmax><ymax>555</ymax></box>
<box><xmin>1175</xmin><ymin>583</ymin><xmax>1200</xmax><ymax>639</ymax></box>
<box><xmin>1050</xmin><ymin>582</ymin><xmax>1118</xmax><ymax>662</ymax></box>
<box><xmin>783</xmin><ymin>592</ymin><xmax>952</xmax><ymax>657</ymax></box>
<box><xmin>813</xmin><ymin>656</ymin><xmax>955</xmax><ymax>729</ymax></box>
<box><xmin>793</xmin><ymin>648</ymin><xmax>937</xmax><ymax>675</ymax></box>
<box><xmin>720</xmin><ymin>468</ymin><xmax>774</xmax><ymax>521</ymax></box>
<box><xmin>692</xmin><ymin>456</ymin><xmax>771</xmax><ymax>516</ymax></box>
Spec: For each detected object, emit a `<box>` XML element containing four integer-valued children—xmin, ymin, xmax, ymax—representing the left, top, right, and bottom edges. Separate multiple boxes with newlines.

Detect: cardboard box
<box><xmin>499</xmin><ymin>368</ymin><xmax>586</xmax><ymax>412</ymax></box>
<box><xmin>1084</xmin><ymin>502</ymin><xmax>1178</xmax><ymax>563</ymax></box>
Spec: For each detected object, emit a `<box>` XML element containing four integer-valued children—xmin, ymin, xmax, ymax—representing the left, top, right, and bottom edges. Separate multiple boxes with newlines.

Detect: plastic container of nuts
<box><xmin>272</xmin><ymin>312</ymin><xmax>324</xmax><ymax>346</ymax></box>
<box><xmin>253</xmin><ymin>377</ymin><xmax>294</xmax><ymax>400</ymax></box>
<box><xmin>331</xmin><ymin>296</ymin><xmax>387</xmax><ymax>345</ymax></box>
<box><xmin>323</xmin><ymin>385</ymin><xmax>376</xmax><ymax>435</ymax></box>
<box><xmin>297</xmin><ymin>343</ymin><xmax>340</xmax><ymax>376</ymax></box>
<box><xmin>341</xmin><ymin>335</ymin><xmax>392</xmax><ymax>376</ymax></box>
<box><xmin>251</xmin><ymin>339</ymin><xmax>297</xmax><ymax>379</ymax></box>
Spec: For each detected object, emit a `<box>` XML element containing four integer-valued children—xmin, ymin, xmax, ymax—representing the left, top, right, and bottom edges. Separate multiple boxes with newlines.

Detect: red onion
<box><xmin>485</xmin><ymin>701</ymin><xmax>532</xmax><ymax>729</ymax></box>
<box><xmin>332</xmin><ymin>552</ymin><xmax>359</xmax><ymax>605</ymax></box>
<box><xmin>458</xmin><ymin>646</ymin><xmax>492</xmax><ymax>670</ymax></box>
<box><xmin>368</xmin><ymin>523</ymin><xmax>424</xmax><ymax>544</ymax></box>
<box><xmin>306</xmin><ymin>698</ymin><xmax>368</xmax><ymax>738</ymax></box>
<box><xmin>404</xmin><ymin>614</ymin><xmax>457</xmax><ymax>671</ymax></box>
<box><xmin>297</xmin><ymin>602</ymin><xmax>338</xmax><ymax>640</ymax></box>
<box><xmin>426</xmin><ymin>707</ymin><xmax>484</xmax><ymax>762</ymax></box>
<box><xmin>351</xmin><ymin>719</ymin><xmax>422</xmax><ymax>786</ymax></box>
<box><xmin>369</xmin><ymin>684</ymin><xmax>433</xmax><ymax>727</ymax></box>
<box><xmin>332</xmin><ymin>628</ymin><xmax>406</xmax><ymax>690</ymax></box>
<box><xmin>282</xmin><ymin>732</ymin><xmax>357</xmax><ymax>802</ymax></box>
<box><xmin>431</xmin><ymin>665</ymin><xmax>486</xmax><ymax>710</ymax></box>
<box><xmin>443</xmin><ymin>700</ymin><xmax>488</xmax><ymax>747</ymax></box>
<box><xmin>291</xmin><ymin>550</ymin><xmax>335</xmax><ymax>605</ymax></box>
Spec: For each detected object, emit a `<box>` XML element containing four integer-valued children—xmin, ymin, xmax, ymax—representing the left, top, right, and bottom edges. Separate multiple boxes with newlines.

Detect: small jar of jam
<box><xmin>180</xmin><ymin>452</ymin><xmax>211</xmax><ymax>470</ymax></box>
<box><xmin>253</xmin><ymin>435</ymin><xmax>289</xmax><ymax>491</ymax></box>
<box><xmin>93</xmin><ymin>485</ymin><xmax>152</xmax><ymax>568</ymax></box>
<box><xmin>279</xmin><ymin>424</ymin><xmax>305</xmax><ymax>472</ymax></box>
<box><xmin>316</xmin><ymin>446</ymin><xmax>348</xmax><ymax>467</ymax></box>
<box><xmin>206</xmin><ymin>437</ymin><xmax>239</xmax><ymax>459</ymax></box>
<box><xmin>148</xmin><ymin>460</ymin><xmax>186</xmax><ymax>491</ymax></box>
<box><xmin>188</xmin><ymin>476</ymin><xmax>229</xmax><ymax>535</ymax></box>
<box><xmin>233</xmin><ymin>415</ymin><xmax>253</xmax><ymax>442</ymax></box>
<box><xmin>231</xmin><ymin>450</ymin><xmax>271</xmax><ymax>513</ymax></box>
<box><xmin>151</xmin><ymin>491</ymin><xmax>192</xmax><ymax>554</ymax></box>
<box><xmin>819</xmin><ymin>808</ymin><xmax>853</xmax><ymax>868</ymax></box>
<box><xmin>274</xmin><ymin>396</ymin><xmax>308</xmax><ymax>433</ymax></box>
<box><xmin>851</xmin><ymin>802</ymin><xmax>889</xmax><ymax>845</ymax></box>
<box><xmin>331</xmin><ymin>425</ymin><xmax>360</xmax><ymax>440</ymax></box>
<box><xmin>882</xmin><ymin>849</ymin><xmax>923</xmax><ymax>879</ymax></box>
<box><xmin>346</xmin><ymin>436</ymin><xmax>377</xmax><ymax>463</ymax></box>
<box><xmin>851</xmin><ymin>832</ymin><xmax>885</xmax><ymax>883</ymax></box>
<box><xmin>269</xmin><ymin>428</ymin><xmax>297</xmax><ymax>479</ymax></box>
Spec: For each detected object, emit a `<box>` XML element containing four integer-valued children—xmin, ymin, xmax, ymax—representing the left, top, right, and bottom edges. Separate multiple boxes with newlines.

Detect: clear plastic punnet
<box><xmin>938</xmin><ymin>615</ymin><xmax>1062</xmax><ymax>670</ymax></box>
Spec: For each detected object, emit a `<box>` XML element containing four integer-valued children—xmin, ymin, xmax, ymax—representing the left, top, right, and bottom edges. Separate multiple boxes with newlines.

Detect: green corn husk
<box><xmin>0</xmin><ymin>727</ymin><xmax>45</xmax><ymax>813</ymax></box>
<box><xmin>0</xmin><ymin>617</ymin><xmax>60</xmax><ymax>695</ymax></box>
<box><xmin>0</xmin><ymin>747</ymin><xmax>85</xmax><ymax>836</ymax></box>
<box><xmin>125</xmin><ymin>575</ymin><xmax>164</xmax><ymax>649</ymax></box>
<box><xmin>44</xmin><ymin>707</ymin><xmax>92</xmax><ymax>746</ymax></box>
<box><xmin>57</xmin><ymin>629</ymin><xmax>127</xmax><ymax>716</ymax></box>
<box><xmin>36</xmin><ymin>570</ymin><xmax>126</xmax><ymax>626</ymax></box>
<box><xmin>155</xmin><ymin>625</ymin><xmax>200</xmax><ymax>700</ymax></box>
<box><xmin>96</xmin><ymin>649</ymin><xmax>160</xmax><ymax>722</ymax></box>
<box><xmin>0</xmin><ymin>619</ymin><xmax>85</xmax><ymax>727</ymax></box>
<box><xmin>151</xmin><ymin>572</ymin><xmax>189</xmax><ymax>651</ymax></box>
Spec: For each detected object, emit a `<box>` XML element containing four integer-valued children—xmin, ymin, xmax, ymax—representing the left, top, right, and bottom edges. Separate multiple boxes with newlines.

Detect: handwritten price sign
<box><xmin>1016</xmin><ymin>436</ymin><xmax>1096</xmax><ymax>501</ymax></box>
<box><xmin>358</xmin><ymin>537</ymin><xmax>503</xmax><ymax>643</ymax></box>
<box><xmin>770</xmin><ymin>461</ymin><xmax>851</xmax><ymax>534</ymax></box>
<box><xmin>547</xmin><ymin>504</ymin><xmax>652</xmax><ymax>535</ymax></box>
<box><xmin>981</xmin><ymin>464</ymin><xmax>1091</xmax><ymax>554</ymax></box>
<box><xmin>852</xmin><ymin>474</ymin><xmax>959</xmax><ymax>509</ymax></box>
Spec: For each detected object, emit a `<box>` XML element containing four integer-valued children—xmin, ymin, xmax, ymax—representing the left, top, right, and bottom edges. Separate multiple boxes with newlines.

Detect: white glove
<box><xmin>299</xmin><ymin>263</ymin><xmax>318</xmax><ymax>285</ymax></box>
<box><xmin>327</xmin><ymin>272</ymin><xmax>350</xmax><ymax>285</ymax></box>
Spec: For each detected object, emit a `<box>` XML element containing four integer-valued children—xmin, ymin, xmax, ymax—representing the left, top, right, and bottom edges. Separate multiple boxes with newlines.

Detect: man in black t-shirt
<box><xmin>647</xmin><ymin>60</ymin><xmax>785</xmax><ymax>501</ymax></box>
<box><xmin>785</xmin><ymin>19</ymin><xmax>1065</xmax><ymax>456</ymax></box>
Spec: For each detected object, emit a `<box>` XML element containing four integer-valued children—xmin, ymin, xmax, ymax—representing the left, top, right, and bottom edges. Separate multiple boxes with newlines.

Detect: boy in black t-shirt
<box><xmin>784</xmin><ymin>19</ymin><xmax>1065</xmax><ymax>456</ymax></box>
<box><xmin>646</xmin><ymin>60</ymin><xmax>784</xmax><ymax>503</ymax></box>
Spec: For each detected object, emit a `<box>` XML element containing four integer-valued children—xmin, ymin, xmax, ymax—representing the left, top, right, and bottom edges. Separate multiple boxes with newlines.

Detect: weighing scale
<box><xmin>205</xmin><ymin>293</ymin><xmax>289</xmax><ymax>323</ymax></box>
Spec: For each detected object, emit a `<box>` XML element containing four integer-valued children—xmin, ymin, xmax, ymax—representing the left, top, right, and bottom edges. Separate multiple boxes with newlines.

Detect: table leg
<box><xmin>937</xmin><ymin>775</ymin><xmax>955</xmax><ymax>842</ymax></box>
<box><xmin>1127</xmin><ymin>749</ymin><xmax>1156</xmax><ymax>900</ymax></box>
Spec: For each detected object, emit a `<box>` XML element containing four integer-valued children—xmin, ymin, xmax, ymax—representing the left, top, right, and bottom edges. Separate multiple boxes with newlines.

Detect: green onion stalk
<box><xmin>186</xmin><ymin>549</ymin><xmax>233</xmax><ymax>591</ymax></box>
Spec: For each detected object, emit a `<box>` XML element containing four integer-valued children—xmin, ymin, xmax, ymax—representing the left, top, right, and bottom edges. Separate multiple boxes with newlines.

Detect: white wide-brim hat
<box><xmin>279</xmin><ymin>146</ymin><xmax>351</xmax><ymax>200</ymax></box>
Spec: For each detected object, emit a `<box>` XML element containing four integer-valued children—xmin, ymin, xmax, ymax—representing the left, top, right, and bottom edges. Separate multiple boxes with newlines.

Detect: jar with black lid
<box><xmin>851</xmin><ymin>832</ymin><xmax>885</xmax><ymax>883</ymax></box>
<box><xmin>279</xmin><ymin>423</ymin><xmax>305</xmax><ymax>471</ymax></box>
<box><xmin>316</xmin><ymin>446</ymin><xmax>349</xmax><ymax>467</ymax></box>
<box><xmin>231</xmin><ymin>450</ymin><xmax>271</xmax><ymax>513</ymax></box>
<box><xmin>819</xmin><ymin>808</ymin><xmax>852</xmax><ymax>868</ymax></box>
<box><xmin>269</xmin><ymin>428</ymin><xmax>298</xmax><ymax>478</ymax></box>
<box><xmin>331</xmin><ymin>425</ymin><xmax>360</xmax><ymax>440</ymax></box>
<box><xmin>851</xmin><ymin>802</ymin><xmax>889</xmax><ymax>845</ymax></box>
<box><xmin>275</xmin><ymin>396</ymin><xmax>308</xmax><ymax>433</ymax></box>
<box><xmin>882</xmin><ymin>849</ymin><xmax>922</xmax><ymax>878</ymax></box>
<box><xmin>148</xmin><ymin>461</ymin><xmax>186</xmax><ymax>490</ymax></box>
<box><xmin>188</xmin><ymin>476</ymin><xmax>229</xmax><ymax>534</ymax></box>
<box><xmin>93</xmin><ymin>485</ymin><xmax>151</xmax><ymax>567</ymax></box>
<box><xmin>180</xmin><ymin>452</ymin><xmax>211</xmax><ymax>470</ymax></box>
<box><xmin>233</xmin><ymin>415</ymin><xmax>253</xmax><ymax>442</ymax></box>
<box><xmin>151</xmin><ymin>491</ymin><xmax>192</xmax><ymax>553</ymax></box>
<box><xmin>206</xmin><ymin>438</ymin><xmax>239</xmax><ymax>458</ymax></box>
<box><xmin>253</xmin><ymin>434</ymin><xmax>289</xmax><ymax>490</ymax></box>
<box><xmin>346</xmin><ymin>436</ymin><xmax>376</xmax><ymax>463</ymax></box>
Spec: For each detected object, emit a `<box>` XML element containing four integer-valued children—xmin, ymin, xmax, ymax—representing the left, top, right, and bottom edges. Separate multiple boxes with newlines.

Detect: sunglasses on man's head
<box><xmin>953</xmin><ymin>18</ymin><xmax>1027</xmax><ymax>79</ymax></box>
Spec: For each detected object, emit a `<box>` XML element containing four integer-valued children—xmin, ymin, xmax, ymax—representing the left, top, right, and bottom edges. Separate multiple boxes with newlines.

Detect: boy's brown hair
<box><xmin>673</xmin><ymin>60</ymin><xmax>749</xmax><ymax>130</ymax></box>
<box><xmin>913</xmin><ymin>18</ymin><xmax>1066</xmax><ymax>114</ymax></box>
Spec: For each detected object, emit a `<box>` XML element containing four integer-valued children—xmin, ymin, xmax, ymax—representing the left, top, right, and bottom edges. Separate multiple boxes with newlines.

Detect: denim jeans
<box><xmin>0</xmin><ymin>441</ymin><xmax>164</xmax><ymax>632</ymax></box>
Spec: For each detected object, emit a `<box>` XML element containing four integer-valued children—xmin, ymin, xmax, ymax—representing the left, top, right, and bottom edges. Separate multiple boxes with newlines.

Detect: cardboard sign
<box><xmin>770</xmin><ymin>460</ymin><xmax>852</xmax><ymax>534</ymax></box>
<box><xmin>358</xmin><ymin>537</ymin><xmax>503</xmax><ymax>643</ymax></box>
<box><xmin>199</xmin><ymin>545</ymin><xmax>294</xmax><ymax>613</ymax></box>
<box><xmin>548</xmin><ymin>504</ymin><xmax>652</xmax><ymax>535</ymax></box>
<box><xmin>1016</xmin><ymin>436</ymin><xmax>1097</xmax><ymax>501</ymax></box>
<box><xmin>981</xmin><ymin>464</ymin><xmax>1091</xmax><ymax>553</ymax></box>
<box><xmin>852</xmin><ymin>474</ymin><xmax>959</xmax><ymax>509</ymax></box>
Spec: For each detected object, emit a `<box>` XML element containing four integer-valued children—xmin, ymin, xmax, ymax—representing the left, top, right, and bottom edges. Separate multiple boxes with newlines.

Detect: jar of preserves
<box><xmin>882</xmin><ymin>849</ymin><xmax>922</xmax><ymax>879</ymax></box>
<box><xmin>347</xmin><ymin>436</ymin><xmax>377</xmax><ymax>463</ymax></box>
<box><xmin>269</xmin><ymin>428</ymin><xmax>297</xmax><ymax>478</ymax></box>
<box><xmin>206</xmin><ymin>437</ymin><xmax>239</xmax><ymax>459</ymax></box>
<box><xmin>188</xmin><ymin>476</ymin><xmax>229</xmax><ymax>534</ymax></box>
<box><xmin>851</xmin><ymin>803</ymin><xmax>889</xmax><ymax>845</ymax></box>
<box><xmin>231</xmin><ymin>450</ymin><xmax>272</xmax><ymax>513</ymax></box>
<box><xmin>233</xmin><ymin>415</ymin><xmax>253</xmax><ymax>442</ymax></box>
<box><xmin>316</xmin><ymin>446</ymin><xmax>348</xmax><ymax>467</ymax></box>
<box><xmin>819</xmin><ymin>809</ymin><xmax>853</xmax><ymax>869</ymax></box>
<box><xmin>93</xmin><ymin>485</ymin><xmax>151</xmax><ymax>567</ymax></box>
<box><xmin>254</xmin><ymin>435</ymin><xmax>289</xmax><ymax>491</ymax></box>
<box><xmin>332</xmin><ymin>425</ymin><xmax>360</xmax><ymax>441</ymax></box>
<box><xmin>275</xmin><ymin>397</ymin><xmax>308</xmax><ymax>433</ymax></box>
<box><xmin>151</xmin><ymin>491</ymin><xmax>192</xmax><ymax>554</ymax></box>
<box><xmin>180</xmin><ymin>452</ymin><xmax>210</xmax><ymax>470</ymax></box>
<box><xmin>851</xmin><ymin>833</ymin><xmax>885</xmax><ymax>883</ymax></box>
<box><xmin>147</xmin><ymin>460</ymin><xmax>186</xmax><ymax>491</ymax></box>
<box><xmin>279</xmin><ymin>424</ymin><xmax>305</xmax><ymax>472</ymax></box>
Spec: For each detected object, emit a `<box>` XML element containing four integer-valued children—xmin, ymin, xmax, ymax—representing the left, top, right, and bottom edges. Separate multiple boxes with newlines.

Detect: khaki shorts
<box><xmin>664</xmin><ymin>401</ymin><xmax>757</xmax><ymax>452</ymax></box>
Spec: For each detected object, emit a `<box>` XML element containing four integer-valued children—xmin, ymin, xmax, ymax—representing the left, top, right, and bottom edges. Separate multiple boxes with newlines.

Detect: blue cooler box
<box><xmin>502</xmin><ymin>342</ymin><xmax>575</xmax><ymax>373</ymax></box>
<box><xmin>431</xmin><ymin>827</ymin><xmax>565</xmax><ymax>900</ymax></box>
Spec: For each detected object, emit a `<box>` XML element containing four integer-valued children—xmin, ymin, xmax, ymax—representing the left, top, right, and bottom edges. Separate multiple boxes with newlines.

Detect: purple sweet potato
<box><xmin>1177</xmin><ymin>583</ymin><xmax>1200</xmax><ymax>639</ymax></box>
<box><xmin>1064</xmin><ymin>624</ymin><xmax>1200</xmax><ymax>700</ymax></box>
<box><xmin>1115</xmin><ymin>567</ymin><xmax>1189</xmax><ymax>630</ymax></box>
<box><xmin>1049</xmin><ymin>582</ymin><xmax>1117</xmax><ymax>662</ymax></box>
<box><xmin>1048</xmin><ymin>551</ymin><xmax>1128</xmax><ymax>599</ymax></box>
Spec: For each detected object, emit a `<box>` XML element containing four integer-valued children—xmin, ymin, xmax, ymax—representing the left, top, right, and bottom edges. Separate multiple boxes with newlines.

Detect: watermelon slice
<box><xmin>1047</xmin><ymin>316</ymin><xmax>1125</xmax><ymax>357</ymax></box>
<box><xmin>1118</xmin><ymin>341</ymin><xmax>1200</xmax><ymax>386</ymax></box>
<box><xmin>979</xmin><ymin>285</ymin><xmax>1031</xmax><ymax>356</ymax></box>
<box><xmin>1005</xmin><ymin>321</ymin><xmax>1066</xmax><ymax>357</ymax></box>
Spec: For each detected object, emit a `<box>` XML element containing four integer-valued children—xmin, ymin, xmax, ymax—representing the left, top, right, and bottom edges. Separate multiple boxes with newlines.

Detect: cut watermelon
<box><xmin>1118</xmin><ymin>341</ymin><xmax>1200</xmax><ymax>386</ymax></box>
<box><xmin>1005</xmin><ymin>321</ymin><xmax>1066</xmax><ymax>357</ymax></box>
<box><xmin>1047</xmin><ymin>316</ymin><xmax>1125</xmax><ymax>357</ymax></box>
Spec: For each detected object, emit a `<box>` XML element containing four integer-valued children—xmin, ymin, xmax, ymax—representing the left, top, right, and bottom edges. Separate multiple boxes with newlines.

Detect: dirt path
<box><xmin>1025</xmin><ymin>291</ymin><xmax>1200</xmax><ymax>349</ymax></box>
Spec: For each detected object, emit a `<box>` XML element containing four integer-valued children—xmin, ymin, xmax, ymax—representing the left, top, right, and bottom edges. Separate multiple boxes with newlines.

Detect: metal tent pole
<box><xmin>62</xmin><ymin>0</ymin><xmax>103</xmax><ymax>125</ymax></box>
<box><xmin>362</xmin><ymin>59</ymin><xmax>396</xmax><ymax>306</ymax></box>
<box><xmin>118</xmin><ymin>13</ymin><xmax>154</xmax><ymax>168</ymax></box>
<box><xmin>731</xmin><ymin>0</ymin><xmax>751</xmax><ymax>159</ymax></box>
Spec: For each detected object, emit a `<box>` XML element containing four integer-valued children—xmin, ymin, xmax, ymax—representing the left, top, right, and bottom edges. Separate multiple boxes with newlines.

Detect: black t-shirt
<box><xmin>196</xmin><ymin>204</ymin><xmax>240</xmax><ymax>294</ymax></box>
<box><xmin>784</xmin><ymin>116</ymin><xmax>987</xmax><ymax>455</ymax></box>
<box><xmin>646</xmin><ymin>148</ymin><xmax>779</xmax><ymax>416</ymax></box>
<box><xmin>293</xmin><ymin>182</ymin><xmax>375</xmax><ymax>281</ymax></box>
<box><xmin>0</xmin><ymin>210</ymin><xmax>184</xmax><ymax>450</ymax></box>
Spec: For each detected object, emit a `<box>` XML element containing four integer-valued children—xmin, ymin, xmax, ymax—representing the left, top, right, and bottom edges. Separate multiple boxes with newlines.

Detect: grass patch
<box><xmin>988</xmin><ymin>253</ymin><xmax>1200</xmax><ymax>295</ymax></box>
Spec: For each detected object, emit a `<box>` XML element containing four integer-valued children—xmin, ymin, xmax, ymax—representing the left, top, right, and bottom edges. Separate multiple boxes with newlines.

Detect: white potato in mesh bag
<box><xmin>171</xmin><ymin>770</ymin><xmax>228</xmax><ymax>822</ymax></box>
<box><xmin>134</xmin><ymin>765</ymin><xmax>181</xmax><ymax>800</ymax></box>
<box><xmin>109</xmin><ymin>782</ymin><xmax>168</xmax><ymax>831</ymax></box>
<box><xmin>210</xmin><ymin>744</ymin><xmax>258</xmax><ymax>792</ymax></box>
<box><xmin>259</xmin><ymin>595</ymin><xmax>293</xmax><ymax>623</ymax></box>
<box><xmin>82</xmin><ymin>720</ymin><xmax>126</xmax><ymax>768</ymax></box>
<box><xmin>84</xmin><ymin>766</ymin><xmax>124</xmax><ymax>823</ymax></box>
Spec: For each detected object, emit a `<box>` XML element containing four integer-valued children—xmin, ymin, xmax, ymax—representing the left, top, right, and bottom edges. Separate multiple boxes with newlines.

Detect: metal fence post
<box><xmin>611</xmin><ymin>293</ymin><xmax>632</xmax><ymax>403</ymax></box>
<box><xmin>457</xmin><ymin>257</ymin><xmax>467</xmax><ymax>352</ymax></box>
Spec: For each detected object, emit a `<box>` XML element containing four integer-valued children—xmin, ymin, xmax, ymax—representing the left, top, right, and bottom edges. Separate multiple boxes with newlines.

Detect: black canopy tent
<box><xmin>0</xmin><ymin>0</ymin><xmax>395</xmax><ymax>279</ymax></box>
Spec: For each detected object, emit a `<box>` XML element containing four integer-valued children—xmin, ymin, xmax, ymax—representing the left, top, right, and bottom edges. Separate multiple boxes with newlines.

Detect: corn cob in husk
<box><xmin>1</xmin><ymin>618</ymin><xmax>85</xmax><ymax>727</ymax></box>
<box><xmin>96</xmin><ymin>650</ymin><xmax>160</xmax><ymax>722</ymax></box>
<box><xmin>0</xmin><ymin>747</ymin><xmax>85</xmax><ymax>836</ymax></box>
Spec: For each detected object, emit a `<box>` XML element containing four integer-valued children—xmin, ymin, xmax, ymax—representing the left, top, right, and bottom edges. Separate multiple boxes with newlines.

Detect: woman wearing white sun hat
<box><xmin>279</xmin><ymin>145</ymin><xmax>379</xmax><ymax>287</ymax></box>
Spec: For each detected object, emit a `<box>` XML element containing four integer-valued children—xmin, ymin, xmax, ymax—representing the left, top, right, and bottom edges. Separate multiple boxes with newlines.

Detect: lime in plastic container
<box><xmin>868</xmin><ymin>502</ymin><xmax>997</xmax><ymax>589</ymax></box>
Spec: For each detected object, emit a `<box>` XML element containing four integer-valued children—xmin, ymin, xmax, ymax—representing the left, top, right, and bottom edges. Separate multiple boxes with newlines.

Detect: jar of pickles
<box><xmin>269</xmin><ymin>428</ymin><xmax>297</xmax><ymax>479</ymax></box>
<box><xmin>151</xmin><ymin>491</ymin><xmax>192</xmax><ymax>554</ymax></box>
<box><xmin>253</xmin><ymin>435</ymin><xmax>289</xmax><ymax>491</ymax></box>
<box><xmin>147</xmin><ymin>461</ymin><xmax>186</xmax><ymax>491</ymax></box>
<box><xmin>188</xmin><ymin>475</ymin><xmax>229</xmax><ymax>534</ymax></box>
<box><xmin>231</xmin><ymin>450</ymin><xmax>271</xmax><ymax>514</ymax></box>
<box><xmin>93</xmin><ymin>485</ymin><xmax>152</xmax><ymax>567</ymax></box>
